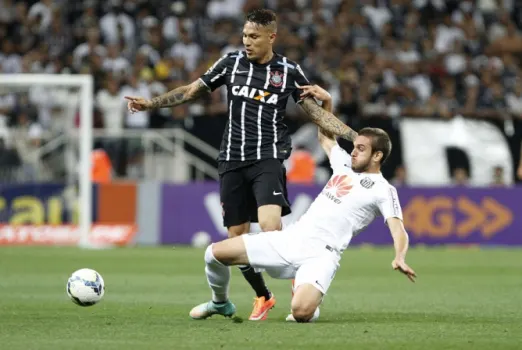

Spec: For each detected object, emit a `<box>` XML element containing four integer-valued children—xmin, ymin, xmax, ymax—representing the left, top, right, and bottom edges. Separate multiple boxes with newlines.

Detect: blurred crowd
<box><xmin>0</xmin><ymin>0</ymin><xmax>521</xmax><ymax>184</ymax></box>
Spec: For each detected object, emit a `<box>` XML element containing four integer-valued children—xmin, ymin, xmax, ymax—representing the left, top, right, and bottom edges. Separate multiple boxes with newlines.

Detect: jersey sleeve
<box><xmin>377</xmin><ymin>185</ymin><xmax>403</xmax><ymax>223</ymax></box>
<box><xmin>329</xmin><ymin>145</ymin><xmax>351</xmax><ymax>171</ymax></box>
<box><xmin>199</xmin><ymin>53</ymin><xmax>231</xmax><ymax>91</ymax></box>
<box><xmin>292</xmin><ymin>64</ymin><xmax>311</xmax><ymax>104</ymax></box>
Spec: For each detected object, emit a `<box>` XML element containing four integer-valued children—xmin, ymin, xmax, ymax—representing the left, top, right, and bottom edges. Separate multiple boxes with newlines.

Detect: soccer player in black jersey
<box><xmin>125</xmin><ymin>9</ymin><xmax>357</xmax><ymax>321</ymax></box>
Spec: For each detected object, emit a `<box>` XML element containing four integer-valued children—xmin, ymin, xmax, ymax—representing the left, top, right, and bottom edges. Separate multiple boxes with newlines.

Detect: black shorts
<box><xmin>219</xmin><ymin>159</ymin><xmax>291</xmax><ymax>227</ymax></box>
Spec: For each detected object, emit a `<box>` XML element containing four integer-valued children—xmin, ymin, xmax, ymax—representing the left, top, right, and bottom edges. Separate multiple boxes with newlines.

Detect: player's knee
<box><xmin>291</xmin><ymin>302</ymin><xmax>316</xmax><ymax>323</ymax></box>
<box><xmin>258</xmin><ymin>217</ymin><xmax>281</xmax><ymax>232</ymax></box>
<box><xmin>291</xmin><ymin>287</ymin><xmax>321</xmax><ymax>323</ymax></box>
<box><xmin>204</xmin><ymin>244</ymin><xmax>217</xmax><ymax>264</ymax></box>
<box><xmin>205</xmin><ymin>243</ymin><xmax>227</xmax><ymax>265</ymax></box>
<box><xmin>228</xmin><ymin>224</ymin><xmax>248</xmax><ymax>237</ymax></box>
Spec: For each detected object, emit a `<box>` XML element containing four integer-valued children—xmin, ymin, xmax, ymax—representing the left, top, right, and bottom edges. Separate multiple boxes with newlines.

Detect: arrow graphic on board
<box><xmin>456</xmin><ymin>197</ymin><xmax>484</xmax><ymax>237</ymax></box>
<box><xmin>456</xmin><ymin>197</ymin><xmax>513</xmax><ymax>238</ymax></box>
<box><xmin>481</xmin><ymin>197</ymin><xmax>513</xmax><ymax>238</ymax></box>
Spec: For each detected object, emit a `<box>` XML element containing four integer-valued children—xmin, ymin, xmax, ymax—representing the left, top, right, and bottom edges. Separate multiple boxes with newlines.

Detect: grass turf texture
<box><xmin>0</xmin><ymin>246</ymin><xmax>521</xmax><ymax>350</ymax></box>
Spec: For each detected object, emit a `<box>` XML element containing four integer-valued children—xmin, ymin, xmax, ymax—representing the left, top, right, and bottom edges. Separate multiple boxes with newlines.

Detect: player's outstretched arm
<box><xmin>299</xmin><ymin>96</ymin><xmax>358</xmax><ymax>142</ymax></box>
<box><xmin>387</xmin><ymin>217</ymin><xmax>416</xmax><ymax>283</ymax></box>
<box><xmin>299</xmin><ymin>84</ymin><xmax>341</xmax><ymax>158</ymax></box>
<box><xmin>125</xmin><ymin>79</ymin><xmax>210</xmax><ymax>113</ymax></box>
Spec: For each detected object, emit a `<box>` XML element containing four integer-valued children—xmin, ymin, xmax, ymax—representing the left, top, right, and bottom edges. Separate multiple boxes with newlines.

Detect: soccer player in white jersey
<box><xmin>189</xmin><ymin>84</ymin><xmax>416</xmax><ymax>323</ymax></box>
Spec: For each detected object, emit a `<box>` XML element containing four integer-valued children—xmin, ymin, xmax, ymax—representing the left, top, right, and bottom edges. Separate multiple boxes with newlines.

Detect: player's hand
<box><xmin>392</xmin><ymin>259</ymin><xmax>416</xmax><ymax>283</ymax></box>
<box><xmin>124</xmin><ymin>96</ymin><xmax>153</xmax><ymax>113</ymax></box>
<box><xmin>517</xmin><ymin>164</ymin><xmax>522</xmax><ymax>180</ymax></box>
<box><xmin>297</xmin><ymin>84</ymin><xmax>332</xmax><ymax>102</ymax></box>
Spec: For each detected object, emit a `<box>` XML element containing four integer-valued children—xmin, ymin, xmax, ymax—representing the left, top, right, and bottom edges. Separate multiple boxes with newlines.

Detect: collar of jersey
<box><xmin>354</xmin><ymin>171</ymin><xmax>383</xmax><ymax>178</ymax></box>
<box><xmin>244</xmin><ymin>51</ymin><xmax>279</xmax><ymax>67</ymax></box>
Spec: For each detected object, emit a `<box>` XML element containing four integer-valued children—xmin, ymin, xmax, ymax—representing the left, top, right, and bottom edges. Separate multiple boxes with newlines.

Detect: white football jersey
<box><xmin>293</xmin><ymin>145</ymin><xmax>403</xmax><ymax>251</ymax></box>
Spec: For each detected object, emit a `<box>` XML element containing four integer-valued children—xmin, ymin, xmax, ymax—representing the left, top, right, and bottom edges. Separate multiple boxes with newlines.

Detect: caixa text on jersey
<box><xmin>231</xmin><ymin>86</ymin><xmax>279</xmax><ymax>104</ymax></box>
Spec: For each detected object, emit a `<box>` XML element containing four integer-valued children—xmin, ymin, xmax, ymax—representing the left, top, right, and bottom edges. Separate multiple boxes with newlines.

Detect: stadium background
<box><xmin>0</xmin><ymin>0</ymin><xmax>521</xmax><ymax>246</ymax></box>
<box><xmin>1</xmin><ymin>1</ymin><xmax>522</xmax><ymax>349</ymax></box>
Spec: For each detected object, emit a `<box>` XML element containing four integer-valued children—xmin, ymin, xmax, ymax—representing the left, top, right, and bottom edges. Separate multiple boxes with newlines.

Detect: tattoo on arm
<box><xmin>301</xmin><ymin>98</ymin><xmax>358</xmax><ymax>141</ymax></box>
<box><xmin>150</xmin><ymin>79</ymin><xmax>210</xmax><ymax>108</ymax></box>
<box><xmin>321</xmin><ymin>98</ymin><xmax>333</xmax><ymax>114</ymax></box>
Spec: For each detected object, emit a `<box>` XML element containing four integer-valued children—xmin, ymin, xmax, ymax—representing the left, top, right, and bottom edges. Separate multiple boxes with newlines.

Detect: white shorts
<box><xmin>242</xmin><ymin>227</ymin><xmax>340</xmax><ymax>295</ymax></box>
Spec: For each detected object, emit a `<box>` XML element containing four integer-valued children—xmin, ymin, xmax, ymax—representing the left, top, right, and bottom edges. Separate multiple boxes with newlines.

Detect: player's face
<box><xmin>351</xmin><ymin>135</ymin><xmax>381</xmax><ymax>173</ymax></box>
<box><xmin>243</xmin><ymin>21</ymin><xmax>276</xmax><ymax>61</ymax></box>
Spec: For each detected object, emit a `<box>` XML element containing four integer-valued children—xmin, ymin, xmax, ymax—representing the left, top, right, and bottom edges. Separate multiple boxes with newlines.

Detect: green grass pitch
<box><xmin>0</xmin><ymin>246</ymin><xmax>521</xmax><ymax>350</ymax></box>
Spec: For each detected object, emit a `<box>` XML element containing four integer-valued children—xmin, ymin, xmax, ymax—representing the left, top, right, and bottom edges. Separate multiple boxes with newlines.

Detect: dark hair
<box><xmin>245</xmin><ymin>9</ymin><xmax>277</xmax><ymax>27</ymax></box>
<box><xmin>358</xmin><ymin>127</ymin><xmax>392</xmax><ymax>164</ymax></box>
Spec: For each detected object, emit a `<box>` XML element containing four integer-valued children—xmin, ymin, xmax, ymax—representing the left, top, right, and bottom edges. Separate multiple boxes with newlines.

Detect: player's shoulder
<box><xmin>373</xmin><ymin>179</ymin><xmax>399</xmax><ymax>200</ymax></box>
<box><xmin>272</xmin><ymin>52</ymin><xmax>302</xmax><ymax>72</ymax></box>
<box><xmin>362</xmin><ymin>174</ymin><xmax>393</xmax><ymax>192</ymax></box>
<box><xmin>226</xmin><ymin>50</ymin><xmax>243</xmax><ymax>58</ymax></box>
<box><xmin>215</xmin><ymin>50</ymin><xmax>243</xmax><ymax>65</ymax></box>
<box><xmin>224</xmin><ymin>50</ymin><xmax>244</xmax><ymax>60</ymax></box>
<box><xmin>375</xmin><ymin>176</ymin><xmax>395</xmax><ymax>189</ymax></box>
<box><xmin>204</xmin><ymin>51</ymin><xmax>242</xmax><ymax>75</ymax></box>
<box><xmin>332</xmin><ymin>144</ymin><xmax>349</xmax><ymax>156</ymax></box>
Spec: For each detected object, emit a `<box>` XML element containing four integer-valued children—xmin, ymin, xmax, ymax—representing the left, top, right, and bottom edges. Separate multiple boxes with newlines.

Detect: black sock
<box><xmin>239</xmin><ymin>265</ymin><xmax>271</xmax><ymax>300</ymax></box>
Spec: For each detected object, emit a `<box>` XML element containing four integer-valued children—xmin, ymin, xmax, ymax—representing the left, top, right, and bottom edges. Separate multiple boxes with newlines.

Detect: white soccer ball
<box><xmin>66</xmin><ymin>268</ymin><xmax>105</xmax><ymax>307</ymax></box>
<box><xmin>192</xmin><ymin>231</ymin><xmax>211</xmax><ymax>248</ymax></box>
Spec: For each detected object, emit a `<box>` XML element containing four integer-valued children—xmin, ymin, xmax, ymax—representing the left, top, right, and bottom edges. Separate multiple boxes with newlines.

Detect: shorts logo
<box><xmin>269</xmin><ymin>71</ymin><xmax>284</xmax><ymax>87</ymax></box>
<box><xmin>325</xmin><ymin>174</ymin><xmax>353</xmax><ymax>198</ymax></box>
<box><xmin>360</xmin><ymin>177</ymin><xmax>375</xmax><ymax>189</ymax></box>
<box><xmin>221</xmin><ymin>202</ymin><xmax>225</xmax><ymax>217</ymax></box>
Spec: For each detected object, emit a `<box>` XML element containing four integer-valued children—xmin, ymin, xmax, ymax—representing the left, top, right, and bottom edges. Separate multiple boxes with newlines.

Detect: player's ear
<box><xmin>269</xmin><ymin>32</ymin><xmax>276</xmax><ymax>44</ymax></box>
<box><xmin>373</xmin><ymin>151</ymin><xmax>383</xmax><ymax>163</ymax></box>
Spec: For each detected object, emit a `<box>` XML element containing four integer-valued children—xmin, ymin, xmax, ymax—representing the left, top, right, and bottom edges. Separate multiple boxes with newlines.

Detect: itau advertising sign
<box><xmin>159</xmin><ymin>183</ymin><xmax>520</xmax><ymax>246</ymax></box>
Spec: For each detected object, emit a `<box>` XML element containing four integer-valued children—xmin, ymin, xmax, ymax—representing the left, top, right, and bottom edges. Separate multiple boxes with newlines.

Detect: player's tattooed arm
<box><xmin>150</xmin><ymin>79</ymin><xmax>210</xmax><ymax>109</ymax></box>
<box><xmin>316</xmin><ymin>97</ymin><xmax>338</xmax><ymax>156</ymax></box>
<box><xmin>300</xmin><ymin>98</ymin><xmax>358</xmax><ymax>141</ymax></box>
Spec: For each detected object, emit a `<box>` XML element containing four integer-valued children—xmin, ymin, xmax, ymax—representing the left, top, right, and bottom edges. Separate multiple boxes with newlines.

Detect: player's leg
<box><xmin>257</xmin><ymin>204</ymin><xmax>282</xmax><ymax>231</ymax></box>
<box><xmin>249</xmin><ymin>159</ymin><xmax>291</xmax><ymax>319</ymax></box>
<box><xmin>222</xmin><ymin>173</ymin><xmax>273</xmax><ymax>314</ymax></box>
<box><xmin>241</xmin><ymin>203</ymin><xmax>281</xmax><ymax>320</ymax></box>
<box><xmin>285</xmin><ymin>280</ymin><xmax>320</xmax><ymax>322</ymax></box>
<box><xmin>236</xmin><ymin>197</ymin><xmax>277</xmax><ymax>320</ymax></box>
<box><xmin>227</xmin><ymin>223</ymin><xmax>250</xmax><ymax>237</ymax></box>
<box><xmin>220</xmin><ymin>169</ymin><xmax>269</xmax><ymax>303</ymax></box>
<box><xmin>290</xmin><ymin>284</ymin><xmax>323</xmax><ymax>323</ymax></box>
<box><xmin>236</xmin><ymin>192</ymin><xmax>273</xmax><ymax>307</ymax></box>
<box><xmin>189</xmin><ymin>236</ymin><xmax>249</xmax><ymax>320</ymax></box>
<box><xmin>190</xmin><ymin>231</ymin><xmax>293</xmax><ymax>320</ymax></box>
<box><xmin>220</xmin><ymin>169</ymin><xmax>251</xmax><ymax>238</ymax></box>
<box><xmin>289</xmin><ymin>256</ymin><xmax>340</xmax><ymax>323</ymax></box>
<box><xmin>253</xmin><ymin>159</ymin><xmax>290</xmax><ymax>232</ymax></box>
<box><xmin>240</xmin><ymin>160</ymin><xmax>290</xmax><ymax>320</ymax></box>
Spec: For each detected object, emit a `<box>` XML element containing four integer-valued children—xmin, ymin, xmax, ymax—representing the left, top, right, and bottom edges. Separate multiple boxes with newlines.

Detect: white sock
<box><xmin>204</xmin><ymin>244</ymin><xmax>230</xmax><ymax>303</ymax></box>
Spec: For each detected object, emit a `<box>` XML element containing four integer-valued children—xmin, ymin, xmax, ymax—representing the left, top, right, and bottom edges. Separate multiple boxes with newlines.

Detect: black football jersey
<box><xmin>199</xmin><ymin>50</ymin><xmax>310</xmax><ymax>162</ymax></box>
